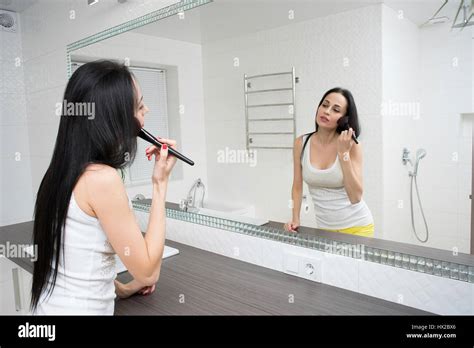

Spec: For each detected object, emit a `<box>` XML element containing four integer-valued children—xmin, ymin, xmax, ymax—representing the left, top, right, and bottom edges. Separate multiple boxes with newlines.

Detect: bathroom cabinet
<box><xmin>0</xmin><ymin>257</ymin><xmax>32</xmax><ymax>315</ymax></box>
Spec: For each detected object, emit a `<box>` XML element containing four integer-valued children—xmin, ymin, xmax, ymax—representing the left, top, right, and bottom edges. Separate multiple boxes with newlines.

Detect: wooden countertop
<box><xmin>0</xmin><ymin>221</ymin><xmax>431</xmax><ymax>315</ymax></box>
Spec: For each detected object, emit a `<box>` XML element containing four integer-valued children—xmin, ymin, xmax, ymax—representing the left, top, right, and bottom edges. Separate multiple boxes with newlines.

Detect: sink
<box><xmin>115</xmin><ymin>245</ymin><xmax>179</xmax><ymax>274</ymax></box>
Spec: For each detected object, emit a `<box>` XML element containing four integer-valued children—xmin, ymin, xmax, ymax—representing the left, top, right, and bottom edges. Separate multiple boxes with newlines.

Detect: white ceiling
<box><xmin>135</xmin><ymin>0</ymin><xmax>381</xmax><ymax>44</ymax></box>
<box><xmin>133</xmin><ymin>0</ymin><xmax>464</xmax><ymax>44</ymax></box>
<box><xmin>383</xmin><ymin>0</ymin><xmax>465</xmax><ymax>26</ymax></box>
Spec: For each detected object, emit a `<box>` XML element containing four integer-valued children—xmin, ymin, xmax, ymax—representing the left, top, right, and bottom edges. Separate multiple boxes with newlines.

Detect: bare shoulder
<box><xmin>72</xmin><ymin>164</ymin><xmax>123</xmax><ymax>217</ymax></box>
<box><xmin>81</xmin><ymin>163</ymin><xmax>123</xmax><ymax>192</ymax></box>
<box><xmin>293</xmin><ymin>135</ymin><xmax>306</xmax><ymax>159</ymax></box>
<box><xmin>295</xmin><ymin>134</ymin><xmax>310</xmax><ymax>151</ymax></box>
<box><xmin>295</xmin><ymin>134</ymin><xmax>304</xmax><ymax>147</ymax></box>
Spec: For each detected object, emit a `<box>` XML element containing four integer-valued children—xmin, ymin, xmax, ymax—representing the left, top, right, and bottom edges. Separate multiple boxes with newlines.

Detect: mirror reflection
<box><xmin>69</xmin><ymin>0</ymin><xmax>473</xmax><ymax>253</ymax></box>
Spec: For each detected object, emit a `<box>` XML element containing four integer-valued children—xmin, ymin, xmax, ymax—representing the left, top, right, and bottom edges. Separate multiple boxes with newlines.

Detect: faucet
<box><xmin>402</xmin><ymin>147</ymin><xmax>427</xmax><ymax>177</ymax></box>
<box><xmin>180</xmin><ymin>178</ymin><xmax>205</xmax><ymax>212</ymax></box>
<box><xmin>402</xmin><ymin>148</ymin><xmax>413</xmax><ymax>167</ymax></box>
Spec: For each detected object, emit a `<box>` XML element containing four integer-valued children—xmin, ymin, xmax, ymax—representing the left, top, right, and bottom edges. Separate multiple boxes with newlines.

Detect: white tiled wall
<box><xmin>162</xmin><ymin>217</ymin><xmax>474</xmax><ymax>315</ymax></box>
<box><xmin>1</xmin><ymin>20</ymin><xmax>34</xmax><ymax>226</ymax></box>
<box><xmin>381</xmin><ymin>5</ymin><xmax>472</xmax><ymax>253</ymax></box>
<box><xmin>358</xmin><ymin>260</ymin><xmax>474</xmax><ymax>315</ymax></box>
<box><xmin>1</xmin><ymin>0</ymin><xmax>180</xmax><ymax>226</ymax></box>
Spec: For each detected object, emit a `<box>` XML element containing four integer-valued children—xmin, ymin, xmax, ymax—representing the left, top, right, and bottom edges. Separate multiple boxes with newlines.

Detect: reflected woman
<box><xmin>284</xmin><ymin>87</ymin><xmax>374</xmax><ymax>237</ymax></box>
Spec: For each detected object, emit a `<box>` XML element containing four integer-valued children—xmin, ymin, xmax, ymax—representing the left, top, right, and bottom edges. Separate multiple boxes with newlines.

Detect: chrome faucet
<box><xmin>180</xmin><ymin>178</ymin><xmax>205</xmax><ymax>212</ymax></box>
<box><xmin>402</xmin><ymin>147</ymin><xmax>412</xmax><ymax>167</ymax></box>
<box><xmin>402</xmin><ymin>147</ymin><xmax>427</xmax><ymax>177</ymax></box>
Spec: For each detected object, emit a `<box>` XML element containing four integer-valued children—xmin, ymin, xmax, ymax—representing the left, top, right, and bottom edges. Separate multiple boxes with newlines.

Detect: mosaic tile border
<box><xmin>133</xmin><ymin>201</ymin><xmax>474</xmax><ymax>284</ymax></box>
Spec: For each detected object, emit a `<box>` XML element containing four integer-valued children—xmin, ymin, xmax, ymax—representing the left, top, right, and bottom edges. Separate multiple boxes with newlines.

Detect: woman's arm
<box><xmin>285</xmin><ymin>136</ymin><xmax>304</xmax><ymax>231</ymax></box>
<box><xmin>83</xmin><ymin>141</ymin><xmax>176</xmax><ymax>286</ymax></box>
<box><xmin>337</xmin><ymin>129</ymin><xmax>363</xmax><ymax>204</ymax></box>
<box><xmin>292</xmin><ymin>136</ymin><xmax>304</xmax><ymax>221</ymax></box>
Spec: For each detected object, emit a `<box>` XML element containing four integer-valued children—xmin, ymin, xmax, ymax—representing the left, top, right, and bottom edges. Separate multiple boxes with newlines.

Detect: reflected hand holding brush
<box><xmin>139</xmin><ymin>128</ymin><xmax>195</xmax><ymax>166</ymax></box>
<box><xmin>336</xmin><ymin>116</ymin><xmax>359</xmax><ymax>144</ymax></box>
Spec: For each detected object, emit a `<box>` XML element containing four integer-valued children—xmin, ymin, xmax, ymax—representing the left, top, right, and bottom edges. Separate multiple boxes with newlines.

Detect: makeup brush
<box><xmin>138</xmin><ymin>128</ymin><xmax>195</xmax><ymax>166</ymax></box>
<box><xmin>336</xmin><ymin>116</ymin><xmax>359</xmax><ymax>144</ymax></box>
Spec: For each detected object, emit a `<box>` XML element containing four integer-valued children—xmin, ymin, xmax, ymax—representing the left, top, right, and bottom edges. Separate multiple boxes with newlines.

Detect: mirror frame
<box><xmin>65</xmin><ymin>0</ymin><xmax>213</xmax><ymax>77</ymax></box>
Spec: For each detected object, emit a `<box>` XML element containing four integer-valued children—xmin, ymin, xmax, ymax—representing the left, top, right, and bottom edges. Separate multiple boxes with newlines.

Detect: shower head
<box><xmin>416</xmin><ymin>148</ymin><xmax>427</xmax><ymax>161</ymax></box>
<box><xmin>414</xmin><ymin>148</ymin><xmax>427</xmax><ymax>175</ymax></box>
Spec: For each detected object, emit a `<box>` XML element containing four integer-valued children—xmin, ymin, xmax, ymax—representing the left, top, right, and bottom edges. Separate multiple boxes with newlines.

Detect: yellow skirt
<box><xmin>321</xmin><ymin>223</ymin><xmax>374</xmax><ymax>237</ymax></box>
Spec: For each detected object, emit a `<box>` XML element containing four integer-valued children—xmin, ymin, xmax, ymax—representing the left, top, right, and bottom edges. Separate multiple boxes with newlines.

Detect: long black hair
<box><xmin>301</xmin><ymin>87</ymin><xmax>361</xmax><ymax>162</ymax></box>
<box><xmin>31</xmin><ymin>60</ymin><xmax>140</xmax><ymax>311</ymax></box>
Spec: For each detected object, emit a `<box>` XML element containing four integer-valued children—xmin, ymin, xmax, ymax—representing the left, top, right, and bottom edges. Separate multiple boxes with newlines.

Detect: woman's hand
<box><xmin>145</xmin><ymin>137</ymin><xmax>178</xmax><ymax>187</ymax></box>
<box><xmin>337</xmin><ymin>128</ymin><xmax>355</xmax><ymax>159</ymax></box>
<box><xmin>284</xmin><ymin>220</ymin><xmax>300</xmax><ymax>232</ymax></box>
<box><xmin>114</xmin><ymin>279</ymin><xmax>156</xmax><ymax>299</ymax></box>
<box><xmin>137</xmin><ymin>284</ymin><xmax>156</xmax><ymax>296</ymax></box>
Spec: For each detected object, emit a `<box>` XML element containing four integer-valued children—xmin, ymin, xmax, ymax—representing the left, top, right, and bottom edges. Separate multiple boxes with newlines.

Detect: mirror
<box><xmin>67</xmin><ymin>0</ymin><xmax>474</xmax><ymax>254</ymax></box>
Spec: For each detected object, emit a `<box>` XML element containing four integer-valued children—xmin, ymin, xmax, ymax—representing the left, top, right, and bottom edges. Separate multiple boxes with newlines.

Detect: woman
<box><xmin>284</xmin><ymin>87</ymin><xmax>374</xmax><ymax>237</ymax></box>
<box><xmin>31</xmin><ymin>60</ymin><xmax>177</xmax><ymax>314</ymax></box>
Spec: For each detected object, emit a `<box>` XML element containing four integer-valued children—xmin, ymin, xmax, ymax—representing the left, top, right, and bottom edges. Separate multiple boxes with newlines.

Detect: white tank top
<box><xmin>301</xmin><ymin>133</ymin><xmax>374</xmax><ymax>229</ymax></box>
<box><xmin>34</xmin><ymin>192</ymin><xmax>117</xmax><ymax>315</ymax></box>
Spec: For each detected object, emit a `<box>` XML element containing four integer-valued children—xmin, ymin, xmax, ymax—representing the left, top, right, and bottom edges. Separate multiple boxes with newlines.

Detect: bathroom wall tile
<box><xmin>225</xmin><ymin>232</ymin><xmax>264</xmax><ymax>265</ymax></box>
<box><xmin>24</xmin><ymin>85</ymin><xmax>65</xmax><ymax>125</ymax></box>
<box><xmin>259</xmin><ymin>238</ymin><xmax>285</xmax><ymax>272</ymax></box>
<box><xmin>0</xmin><ymin>124</ymin><xmax>31</xmax><ymax>158</ymax></box>
<box><xmin>457</xmin><ymin>213</ymin><xmax>471</xmax><ymax>244</ymax></box>
<box><xmin>0</xmin><ymin>155</ymin><xmax>34</xmax><ymax>225</ymax></box>
<box><xmin>321</xmin><ymin>253</ymin><xmax>359</xmax><ymax>293</ymax></box>
<box><xmin>23</xmin><ymin>50</ymin><xmax>66</xmax><ymax>94</ymax></box>
<box><xmin>27</xmin><ymin>123</ymin><xmax>59</xmax><ymax>158</ymax></box>
<box><xmin>1</xmin><ymin>30</ymin><xmax>22</xmax><ymax>61</ymax></box>
<box><xmin>1</xmin><ymin>62</ymin><xmax>25</xmax><ymax>96</ymax></box>
<box><xmin>0</xmin><ymin>26</ymin><xmax>34</xmax><ymax>226</ymax></box>
<box><xmin>359</xmin><ymin>259</ymin><xmax>474</xmax><ymax>315</ymax></box>
<box><xmin>0</xmin><ymin>91</ymin><xmax>27</xmax><ymax>126</ymax></box>
<box><xmin>29</xmin><ymin>155</ymin><xmax>51</xmax><ymax>196</ymax></box>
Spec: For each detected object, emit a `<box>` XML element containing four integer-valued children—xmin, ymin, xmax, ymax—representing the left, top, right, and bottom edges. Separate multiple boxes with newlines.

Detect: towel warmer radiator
<box><xmin>244</xmin><ymin>67</ymin><xmax>298</xmax><ymax>150</ymax></box>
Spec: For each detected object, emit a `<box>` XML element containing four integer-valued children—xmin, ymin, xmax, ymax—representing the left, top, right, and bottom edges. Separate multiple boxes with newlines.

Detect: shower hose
<box><xmin>410</xmin><ymin>172</ymin><xmax>429</xmax><ymax>243</ymax></box>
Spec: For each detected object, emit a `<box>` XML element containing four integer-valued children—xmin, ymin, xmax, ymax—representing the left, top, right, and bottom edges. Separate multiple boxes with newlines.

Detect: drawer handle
<box><xmin>12</xmin><ymin>268</ymin><xmax>22</xmax><ymax>312</ymax></box>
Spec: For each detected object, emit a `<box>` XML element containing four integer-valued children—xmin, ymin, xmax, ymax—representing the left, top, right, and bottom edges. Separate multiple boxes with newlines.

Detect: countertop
<box><xmin>0</xmin><ymin>221</ymin><xmax>431</xmax><ymax>315</ymax></box>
